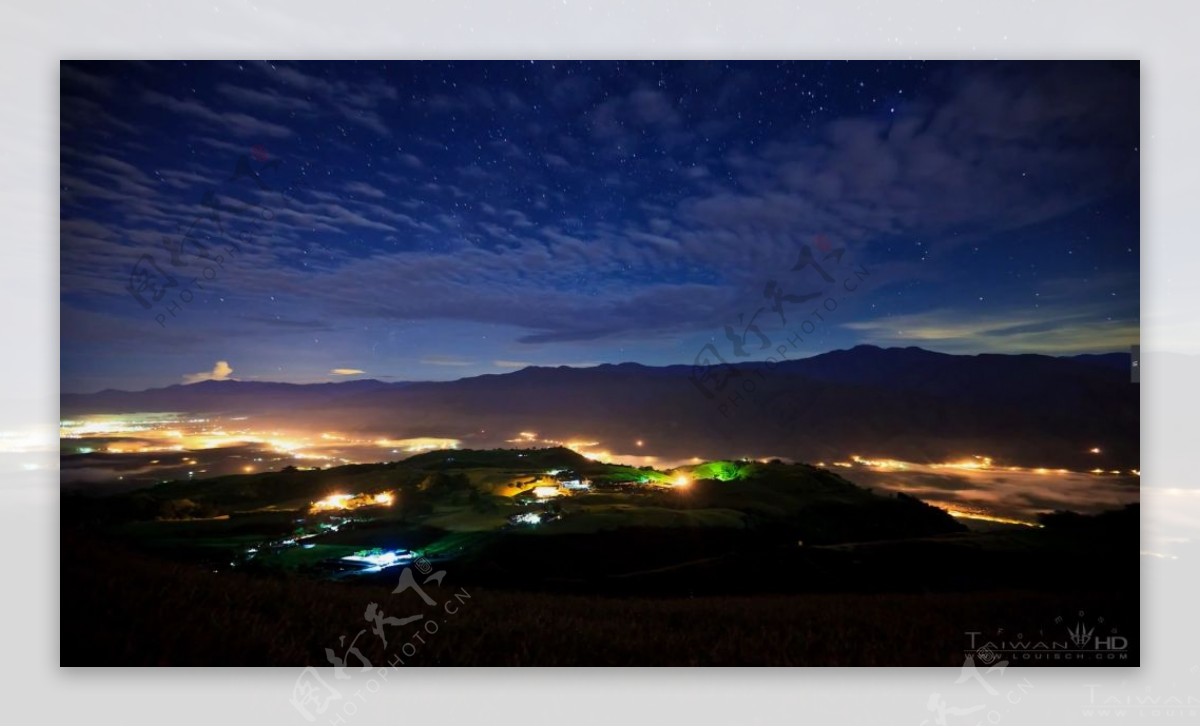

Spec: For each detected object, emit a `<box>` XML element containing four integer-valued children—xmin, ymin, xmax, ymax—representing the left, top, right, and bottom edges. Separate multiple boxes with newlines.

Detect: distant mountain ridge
<box><xmin>61</xmin><ymin>346</ymin><xmax>1137</xmax><ymax>470</ymax></box>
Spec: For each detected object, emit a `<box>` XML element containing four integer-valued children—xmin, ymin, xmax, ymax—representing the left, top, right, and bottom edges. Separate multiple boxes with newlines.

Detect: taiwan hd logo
<box><xmin>965</xmin><ymin>611</ymin><xmax>1130</xmax><ymax>662</ymax></box>
<box><xmin>1065</xmin><ymin>617</ymin><xmax>1128</xmax><ymax>653</ymax></box>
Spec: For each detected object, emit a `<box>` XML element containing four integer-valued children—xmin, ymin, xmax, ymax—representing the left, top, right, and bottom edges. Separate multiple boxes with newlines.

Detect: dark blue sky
<box><xmin>61</xmin><ymin>61</ymin><xmax>1139</xmax><ymax>393</ymax></box>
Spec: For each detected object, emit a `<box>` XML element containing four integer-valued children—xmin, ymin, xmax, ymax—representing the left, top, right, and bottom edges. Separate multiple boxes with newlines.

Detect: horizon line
<box><xmin>62</xmin><ymin>343</ymin><xmax>1136</xmax><ymax>396</ymax></box>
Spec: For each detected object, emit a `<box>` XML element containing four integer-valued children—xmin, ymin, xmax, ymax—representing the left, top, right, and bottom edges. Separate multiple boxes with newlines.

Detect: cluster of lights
<box><xmin>341</xmin><ymin>549</ymin><xmax>412</xmax><ymax>568</ymax></box>
<box><xmin>841</xmin><ymin>452</ymin><xmax>1139</xmax><ymax>479</ymax></box>
<box><xmin>310</xmin><ymin>491</ymin><xmax>395</xmax><ymax>512</ymax></box>
<box><xmin>938</xmin><ymin>506</ymin><xmax>1041</xmax><ymax>528</ymax></box>
<box><xmin>61</xmin><ymin>415</ymin><xmax>465</xmax><ymax>470</ymax></box>
<box><xmin>850</xmin><ymin>455</ymin><xmax>907</xmax><ymax>470</ymax></box>
<box><xmin>931</xmin><ymin>455</ymin><xmax>994</xmax><ymax>471</ymax></box>
<box><xmin>512</xmin><ymin>512</ymin><xmax>542</xmax><ymax>525</ymax></box>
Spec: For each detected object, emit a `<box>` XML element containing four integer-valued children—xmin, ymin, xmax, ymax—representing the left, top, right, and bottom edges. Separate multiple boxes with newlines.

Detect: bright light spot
<box><xmin>851</xmin><ymin>455</ymin><xmax>907</xmax><ymax>470</ymax></box>
<box><xmin>932</xmin><ymin>455</ymin><xmax>994</xmax><ymax>471</ymax></box>
<box><xmin>242</xmin><ymin>465</ymin><xmax>254</xmax><ymax>473</ymax></box>
<box><xmin>312</xmin><ymin>491</ymin><xmax>394</xmax><ymax>512</ymax></box>
<box><xmin>341</xmin><ymin>548</ymin><xmax>412</xmax><ymax>567</ymax></box>
<box><xmin>674</xmin><ymin>476</ymin><xmax>690</xmax><ymax>487</ymax></box>
<box><xmin>513</xmin><ymin>512</ymin><xmax>542</xmax><ymax>525</ymax></box>
<box><xmin>1090</xmin><ymin>447</ymin><xmax>1102</xmax><ymax>454</ymax></box>
<box><xmin>311</xmin><ymin>493</ymin><xmax>353</xmax><ymax>511</ymax></box>
<box><xmin>636</xmin><ymin>439</ymin><xmax>644</xmax><ymax>447</ymax></box>
<box><xmin>373</xmin><ymin>437</ymin><xmax>460</xmax><ymax>452</ymax></box>
<box><xmin>942</xmin><ymin>507</ymin><xmax>1041</xmax><ymax>528</ymax></box>
<box><xmin>533</xmin><ymin>486</ymin><xmax>561</xmax><ymax>499</ymax></box>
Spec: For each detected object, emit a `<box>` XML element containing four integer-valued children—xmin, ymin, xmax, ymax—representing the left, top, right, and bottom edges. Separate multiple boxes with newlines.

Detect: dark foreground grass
<box><xmin>62</xmin><ymin>532</ymin><xmax>1137</xmax><ymax>666</ymax></box>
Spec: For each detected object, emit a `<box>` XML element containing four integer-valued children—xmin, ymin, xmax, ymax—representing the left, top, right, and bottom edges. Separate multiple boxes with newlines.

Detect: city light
<box><xmin>341</xmin><ymin>549</ymin><xmax>412</xmax><ymax>568</ymax></box>
<box><xmin>512</xmin><ymin>512</ymin><xmax>542</xmax><ymax>525</ymax></box>
<box><xmin>311</xmin><ymin>491</ymin><xmax>395</xmax><ymax>512</ymax></box>
<box><xmin>850</xmin><ymin>455</ymin><xmax>908</xmax><ymax>470</ymax></box>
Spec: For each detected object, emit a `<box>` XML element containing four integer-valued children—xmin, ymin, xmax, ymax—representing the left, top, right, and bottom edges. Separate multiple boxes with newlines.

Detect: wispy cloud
<box><xmin>420</xmin><ymin>355</ymin><xmax>474</xmax><ymax>367</ymax></box>
<box><xmin>182</xmin><ymin>360</ymin><xmax>234</xmax><ymax>384</ymax></box>
<box><xmin>843</xmin><ymin>308</ymin><xmax>1138</xmax><ymax>354</ymax></box>
<box><xmin>142</xmin><ymin>90</ymin><xmax>292</xmax><ymax>138</ymax></box>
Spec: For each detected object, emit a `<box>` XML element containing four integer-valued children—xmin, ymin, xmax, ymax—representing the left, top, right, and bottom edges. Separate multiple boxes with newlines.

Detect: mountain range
<box><xmin>61</xmin><ymin>345</ymin><xmax>1138</xmax><ymax>470</ymax></box>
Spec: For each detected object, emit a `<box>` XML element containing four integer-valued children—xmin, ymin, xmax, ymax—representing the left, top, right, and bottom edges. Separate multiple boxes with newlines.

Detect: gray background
<box><xmin>4</xmin><ymin>0</ymin><xmax>1196</xmax><ymax>723</ymax></box>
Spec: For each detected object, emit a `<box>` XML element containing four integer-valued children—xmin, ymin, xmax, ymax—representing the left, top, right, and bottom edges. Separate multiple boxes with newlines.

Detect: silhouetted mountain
<box><xmin>61</xmin><ymin>346</ymin><xmax>1137</xmax><ymax>470</ymax></box>
<box><xmin>62</xmin><ymin>378</ymin><xmax>398</xmax><ymax>413</ymax></box>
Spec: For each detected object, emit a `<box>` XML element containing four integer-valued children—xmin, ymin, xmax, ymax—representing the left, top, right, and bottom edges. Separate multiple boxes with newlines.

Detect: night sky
<box><xmin>60</xmin><ymin>61</ymin><xmax>1139</xmax><ymax>393</ymax></box>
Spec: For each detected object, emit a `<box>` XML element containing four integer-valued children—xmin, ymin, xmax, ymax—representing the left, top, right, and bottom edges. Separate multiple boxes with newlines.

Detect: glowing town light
<box><xmin>513</xmin><ymin>512</ymin><xmax>542</xmax><ymax>526</ymax></box>
<box><xmin>373</xmin><ymin>492</ymin><xmax>394</xmax><ymax>505</ymax></box>
<box><xmin>242</xmin><ymin>465</ymin><xmax>254</xmax><ymax>473</ymax></box>
<box><xmin>533</xmin><ymin>486</ymin><xmax>561</xmax><ymax>499</ymax></box>
<box><xmin>851</xmin><ymin>455</ymin><xmax>907</xmax><ymax>470</ymax></box>
<box><xmin>311</xmin><ymin>493</ymin><xmax>354</xmax><ymax>511</ymax></box>
<box><xmin>341</xmin><ymin>549</ymin><xmax>412</xmax><ymax>567</ymax></box>
<box><xmin>942</xmin><ymin>508</ymin><xmax>1041</xmax><ymax>528</ymax></box>
<box><xmin>674</xmin><ymin>475</ymin><xmax>690</xmax><ymax>487</ymax></box>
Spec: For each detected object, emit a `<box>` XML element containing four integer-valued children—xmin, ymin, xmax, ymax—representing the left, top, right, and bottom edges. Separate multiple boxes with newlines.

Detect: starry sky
<box><xmin>60</xmin><ymin>61</ymin><xmax>1139</xmax><ymax>393</ymax></box>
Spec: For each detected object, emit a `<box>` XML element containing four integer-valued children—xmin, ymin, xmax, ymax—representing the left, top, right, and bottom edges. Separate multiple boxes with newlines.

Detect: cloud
<box><xmin>420</xmin><ymin>355</ymin><xmax>474</xmax><ymax>367</ymax></box>
<box><xmin>215</xmin><ymin>83</ymin><xmax>315</xmax><ymax>113</ymax></box>
<box><xmin>842</xmin><ymin>307</ymin><xmax>1139</xmax><ymax>354</ymax></box>
<box><xmin>329</xmin><ymin>368</ymin><xmax>366</xmax><ymax>376</ymax></box>
<box><xmin>182</xmin><ymin>360</ymin><xmax>234</xmax><ymax>384</ymax></box>
<box><xmin>493</xmin><ymin>360</ymin><xmax>532</xmax><ymax>369</ymax></box>
<box><xmin>344</xmin><ymin>181</ymin><xmax>387</xmax><ymax>199</ymax></box>
<box><xmin>141</xmin><ymin>90</ymin><xmax>292</xmax><ymax>138</ymax></box>
<box><xmin>254</xmin><ymin>62</ymin><xmax>397</xmax><ymax>137</ymax></box>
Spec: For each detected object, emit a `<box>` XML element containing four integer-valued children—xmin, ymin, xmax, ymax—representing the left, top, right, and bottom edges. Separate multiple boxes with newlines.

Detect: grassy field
<box><xmin>61</xmin><ymin>448</ymin><xmax>1139</xmax><ymax>666</ymax></box>
<box><xmin>61</xmin><ymin>531</ymin><xmax>1137</xmax><ymax>666</ymax></box>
